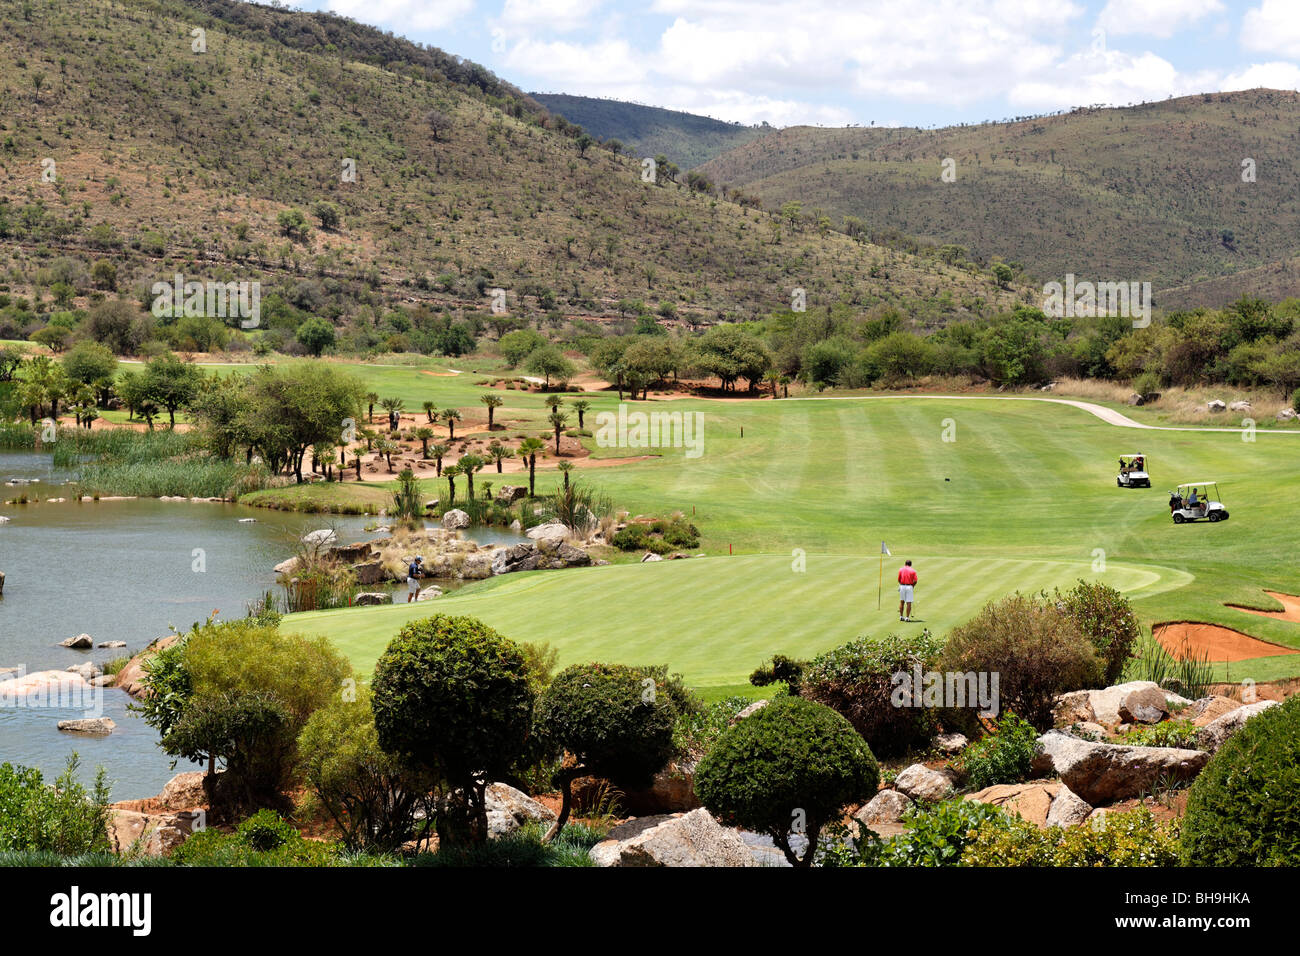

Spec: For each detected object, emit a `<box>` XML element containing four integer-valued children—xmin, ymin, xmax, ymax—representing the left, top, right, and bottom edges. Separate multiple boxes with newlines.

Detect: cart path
<box><xmin>781</xmin><ymin>394</ymin><xmax>1300</xmax><ymax>434</ymax></box>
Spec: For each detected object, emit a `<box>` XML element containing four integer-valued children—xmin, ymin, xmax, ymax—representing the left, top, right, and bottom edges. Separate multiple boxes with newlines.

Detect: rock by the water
<box><xmin>526</xmin><ymin>520</ymin><xmax>568</xmax><ymax>544</ymax></box>
<box><xmin>354</xmin><ymin>592</ymin><xmax>389</xmax><ymax>606</ymax></box>
<box><xmin>97</xmin><ymin>640</ymin><xmax>127</xmax><ymax>649</ymax></box>
<box><xmin>1031</xmin><ymin>730</ymin><xmax>1209</xmax><ymax>804</ymax></box>
<box><xmin>1196</xmin><ymin>700</ymin><xmax>1279</xmax><ymax>753</ymax></box>
<box><xmin>58</xmin><ymin>633</ymin><xmax>94</xmax><ymax>649</ymax></box>
<box><xmin>894</xmin><ymin>764</ymin><xmax>956</xmax><ymax>802</ymax></box>
<box><xmin>66</xmin><ymin>661</ymin><xmax>102</xmax><ymax>681</ymax></box>
<box><xmin>115</xmin><ymin>635</ymin><xmax>181</xmax><ymax>698</ymax></box>
<box><xmin>302</xmin><ymin>529</ymin><xmax>337</xmax><ymax>546</ymax></box>
<box><xmin>494</xmin><ymin>485</ymin><xmax>527</xmax><ymax>505</ymax></box>
<box><xmin>106</xmin><ymin>809</ymin><xmax>201</xmax><ymax>856</ymax></box>
<box><xmin>589</xmin><ymin>809</ymin><xmax>754</xmax><ymax>867</ymax></box>
<box><xmin>158</xmin><ymin>772</ymin><xmax>209</xmax><ymax>810</ymax></box>
<box><xmin>353</xmin><ymin>560</ymin><xmax>385</xmax><ymax>585</ymax></box>
<box><xmin>441</xmin><ymin>508</ymin><xmax>470</xmax><ymax>530</ymax></box>
<box><xmin>58</xmin><ymin>717</ymin><xmax>116</xmax><ymax>735</ymax></box>
<box><xmin>273</xmin><ymin>556</ymin><xmax>301</xmax><ymax>575</ymax></box>
<box><xmin>416</xmin><ymin>586</ymin><xmax>443</xmax><ymax>601</ymax></box>
<box><xmin>0</xmin><ymin>670</ymin><xmax>91</xmax><ymax>702</ymax></box>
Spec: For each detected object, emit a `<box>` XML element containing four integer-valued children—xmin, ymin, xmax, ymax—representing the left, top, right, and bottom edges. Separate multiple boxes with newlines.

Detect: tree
<box><xmin>457</xmin><ymin>453</ymin><xmax>485</xmax><ymax>501</ymax></box>
<box><xmin>371</xmin><ymin>615</ymin><xmax>533</xmax><ymax>846</ymax></box>
<box><xmin>366</xmin><ymin>391</ymin><xmax>379</xmax><ymax>423</ymax></box>
<box><xmin>533</xmin><ymin>663</ymin><xmax>679</xmax><ymax>841</ymax></box>
<box><xmin>86</xmin><ymin>298</ymin><xmax>147</xmax><ymax>355</ymax></box>
<box><xmin>442</xmin><ymin>464</ymin><xmax>461</xmax><ymax>504</ymax></box>
<box><xmin>429</xmin><ymin>443</ymin><xmax>448</xmax><ymax>477</ymax></box>
<box><xmin>556</xmin><ymin>460</ymin><xmax>573</xmax><ymax>490</ymax></box>
<box><xmin>992</xmin><ymin>262</ymin><xmax>1014</xmax><ymax>288</ymax></box>
<box><xmin>487</xmin><ymin>439</ymin><xmax>513</xmax><ymax>473</ymax></box>
<box><xmin>575</xmin><ymin>133</ymin><xmax>594</xmax><ymax>158</ymax></box>
<box><xmin>422</xmin><ymin>400</ymin><xmax>436</xmax><ymax>423</ymax></box>
<box><xmin>499</xmin><ymin>328</ymin><xmax>545</xmax><ymax>367</ymax></box>
<box><xmin>312</xmin><ymin>201</ymin><xmax>341</xmax><ymax>231</ymax></box>
<box><xmin>696</xmin><ymin>696</ymin><xmax>878</xmax><ymax>867</ymax></box>
<box><xmin>140</xmin><ymin>351</ymin><xmax>203</xmax><ymax>428</ymax></box>
<box><xmin>426</xmin><ymin>109</ymin><xmax>453</xmax><ymax>141</ymax></box>
<box><xmin>414</xmin><ymin>426</ymin><xmax>435</xmax><ymax>458</ymax></box>
<box><xmin>518</xmin><ymin>437</ymin><xmax>545</xmax><ymax>496</ymax></box>
<box><xmin>571</xmin><ymin>399</ymin><xmax>591</xmax><ymax>429</ymax></box>
<box><xmin>526</xmin><ymin>345</ymin><xmax>574</xmax><ymax>388</ymax></box>
<box><xmin>296</xmin><ymin>317</ymin><xmax>336</xmax><ymax>357</ymax></box>
<box><xmin>276</xmin><ymin>208</ymin><xmax>311</xmax><ymax>243</ymax></box>
<box><xmin>548</xmin><ymin>409</ymin><xmax>569</xmax><ymax>454</ymax></box>
<box><xmin>439</xmin><ymin>407</ymin><xmax>461</xmax><ymax>440</ymax></box>
<box><xmin>692</xmin><ymin>323</ymin><xmax>771</xmax><ymax>392</ymax></box>
<box><xmin>480</xmin><ymin>392</ymin><xmax>503</xmax><ymax>428</ymax></box>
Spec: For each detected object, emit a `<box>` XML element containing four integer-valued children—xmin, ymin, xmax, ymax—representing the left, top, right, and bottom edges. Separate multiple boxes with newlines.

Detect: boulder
<box><xmin>66</xmin><ymin>661</ymin><xmax>102</xmax><ymax>681</ymax></box>
<box><xmin>106</xmin><ymin>809</ymin><xmax>201</xmax><ymax>856</ymax></box>
<box><xmin>621</xmin><ymin>758</ymin><xmax>701</xmax><ymax>815</ymax></box>
<box><xmin>509</xmin><ymin>519</ymin><xmax>522</xmax><ymax>533</ymax></box>
<box><xmin>0</xmin><ymin>669</ymin><xmax>91</xmax><ymax>703</ymax></box>
<box><xmin>894</xmin><ymin>763</ymin><xmax>956</xmax><ymax>802</ymax></box>
<box><xmin>1118</xmin><ymin>685</ymin><xmax>1168</xmax><ymax>724</ymax></box>
<box><xmin>526</xmin><ymin>520</ymin><xmax>568</xmax><ymax>544</ymax></box>
<box><xmin>114</xmin><ymin>635</ymin><xmax>181</xmax><ymax>698</ymax></box>
<box><xmin>730</xmin><ymin>699</ymin><xmax>770</xmax><ymax>723</ymax></box>
<box><xmin>535</xmin><ymin>540</ymin><xmax>591</xmax><ymax>570</ymax></box>
<box><xmin>353</xmin><ymin>560</ymin><xmax>386</xmax><ymax>586</ymax></box>
<box><xmin>1087</xmin><ymin>681</ymin><xmax>1162</xmax><ymax>725</ymax></box>
<box><xmin>302</xmin><ymin>529</ymin><xmax>337</xmax><ymax>546</ymax></box>
<box><xmin>57</xmin><ymin>717</ymin><xmax>116</xmax><ymax>735</ymax></box>
<box><xmin>484</xmin><ymin>783</ymin><xmax>557</xmax><ymax>838</ymax></box>
<box><xmin>1189</xmin><ymin>695</ymin><xmax>1242</xmax><ymax>726</ymax></box>
<box><xmin>1277</xmin><ymin>407</ymin><xmax>1298</xmax><ymax>422</ymax></box>
<box><xmin>933</xmin><ymin>733</ymin><xmax>968</xmax><ymax>754</ymax></box>
<box><xmin>416</xmin><ymin>586</ymin><xmax>442</xmax><ymax>601</ymax></box>
<box><xmin>158</xmin><ymin>772</ymin><xmax>209</xmax><ymax>810</ymax></box>
<box><xmin>589</xmin><ymin>809</ymin><xmax>754</xmax><ymax>867</ymax></box>
<box><xmin>327</xmin><ymin>541</ymin><xmax>373</xmax><ymax>563</ymax></box>
<box><xmin>441</xmin><ymin>509</ymin><xmax>470</xmax><ymax>530</ymax></box>
<box><xmin>641</xmin><ymin>551</ymin><xmax>663</xmax><ymax>562</ymax></box>
<box><xmin>1070</xmin><ymin>721</ymin><xmax>1108</xmax><ymax>739</ymax></box>
<box><xmin>423</xmin><ymin>500</ymin><xmax>439</xmax><ymax>511</ymax></box>
<box><xmin>1126</xmin><ymin>392</ymin><xmax>1145</xmax><ymax>406</ymax></box>
<box><xmin>58</xmin><ymin>633</ymin><xmax>94</xmax><ymax>649</ymax></box>
<box><xmin>1031</xmin><ymin>730</ymin><xmax>1209</xmax><ymax>804</ymax></box>
<box><xmin>1196</xmin><ymin>700</ymin><xmax>1279</xmax><ymax>753</ymax></box>
<box><xmin>1045</xmin><ymin>785</ymin><xmax>1093</xmax><ymax>827</ymax></box>
<box><xmin>1206</xmin><ymin>399</ymin><xmax>1226</xmax><ymax>413</ymax></box>
<box><xmin>492</xmin><ymin>542</ymin><xmax>539</xmax><ymax>575</ymax></box>
<box><xmin>460</xmin><ymin>551</ymin><xmax>496</xmax><ymax>580</ymax></box>
<box><xmin>1053</xmin><ymin>690</ymin><xmax>1096</xmax><ymax>727</ymax></box>
<box><xmin>966</xmin><ymin>782</ymin><xmax>1060</xmax><ymax>827</ymax></box>
<box><xmin>494</xmin><ymin>485</ymin><xmax>527</xmax><ymax>505</ymax></box>
<box><xmin>1228</xmin><ymin>400</ymin><xmax>1252</xmax><ymax>412</ymax></box>
<box><xmin>97</xmin><ymin>641</ymin><xmax>127</xmax><ymax>649</ymax></box>
<box><xmin>90</xmin><ymin>675</ymin><xmax>115</xmax><ymax>687</ymax></box>
<box><xmin>273</xmin><ymin>556</ymin><xmax>300</xmax><ymax>575</ymax></box>
<box><xmin>354</xmin><ymin>592</ymin><xmax>389</xmax><ymax>606</ymax></box>
<box><xmin>855</xmin><ymin>789</ymin><xmax>913</xmax><ymax>826</ymax></box>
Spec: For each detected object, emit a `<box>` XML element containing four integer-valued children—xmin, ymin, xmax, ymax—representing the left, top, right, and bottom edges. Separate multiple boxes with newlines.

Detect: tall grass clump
<box><xmin>1129</xmin><ymin>631</ymin><xmax>1217</xmax><ymax>699</ymax></box>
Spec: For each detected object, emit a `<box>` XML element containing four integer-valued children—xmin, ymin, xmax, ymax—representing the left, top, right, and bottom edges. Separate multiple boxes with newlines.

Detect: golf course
<box><xmin>286</xmin><ymin>372</ymin><xmax>1300</xmax><ymax>694</ymax></box>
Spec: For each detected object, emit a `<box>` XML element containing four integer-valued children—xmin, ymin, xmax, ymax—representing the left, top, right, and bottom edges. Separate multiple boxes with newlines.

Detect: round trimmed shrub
<box><xmin>695</xmin><ymin>696</ymin><xmax>878</xmax><ymax>867</ymax></box>
<box><xmin>1181</xmin><ymin>696</ymin><xmax>1300</xmax><ymax>866</ymax></box>
<box><xmin>371</xmin><ymin>615</ymin><xmax>533</xmax><ymax>845</ymax></box>
<box><xmin>1059</xmin><ymin>580</ymin><xmax>1140</xmax><ymax>685</ymax></box>
<box><xmin>533</xmin><ymin>662</ymin><xmax>679</xmax><ymax>838</ymax></box>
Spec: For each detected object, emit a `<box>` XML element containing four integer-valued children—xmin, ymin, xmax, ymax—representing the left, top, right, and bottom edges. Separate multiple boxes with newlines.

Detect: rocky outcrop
<box><xmin>1189</xmin><ymin>695</ymin><xmax>1243</xmax><ymax>726</ymax></box>
<box><xmin>441</xmin><ymin>509</ymin><xmax>470</xmax><ymax>530</ymax></box>
<box><xmin>589</xmin><ymin>809</ymin><xmax>754</xmax><ymax>867</ymax></box>
<box><xmin>58</xmin><ymin>633</ymin><xmax>94</xmax><ymax>649</ymax></box>
<box><xmin>57</xmin><ymin>716</ymin><xmax>116</xmax><ymax>735</ymax></box>
<box><xmin>353</xmin><ymin>592</ymin><xmax>389</xmax><ymax>606</ymax></box>
<box><xmin>494</xmin><ymin>485</ymin><xmax>527</xmax><ymax>505</ymax></box>
<box><xmin>526</xmin><ymin>520</ymin><xmax>568</xmax><ymax>544</ymax></box>
<box><xmin>1196</xmin><ymin>700</ymin><xmax>1279</xmax><ymax>753</ymax></box>
<box><xmin>485</xmin><ymin>783</ymin><xmax>557</xmax><ymax>839</ymax></box>
<box><xmin>894</xmin><ymin>764</ymin><xmax>956</xmax><ymax>802</ymax></box>
<box><xmin>0</xmin><ymin>669</ymin><xmax>91</xmax><ymax>703</ymax></box>
<box><xmin>1053</xmin><ymin>690</ymin><xmax>1096</xmax><ymax>727</ymax></box>
<box><xmin>620</xmin><ymin>758</ymin><xmax>701</xmax><ymax>815</ymax></box>
<box><xmin>855</xmin><ymin>789</ymin><xmax>913</xmax><ymax>826</ymax></box>
<box><xmin>933</xmin><ymin>733</ymin><xmax>968</xmax><ymax>754</ymax></box>
<box><xmin>492</xmin><ymin>538</ymin><xmax>591</xmax><ymax>575</ymax></box>
<box><xmin>1118</xmin><ymin>685</ymin><xmax>1168</xmax><ymax>724</ymax></box>
<box><xmin>1031</xmin><ymin>730</ymin><xmax>1209</xmax><ymax>804</ymax></box>
<box><xmin>328</xmin><ymin>541</ymin><xmax>373</xmax><ymax>564</ymax></box>
<box><xmin>353</xmin><ymin>560</ymin><xmax>385</xmax><ymax>585</ymax></box>
<box><xmin>115</xmin><ymin>635</ymin><xmax>181</xmax><ymax>698</ymax></box>
<box><xmin>158</xmin><ymin>772</ymin><xmax>209</xmax><ymax>810</ymax></box>
<box><xmin>106</xmin><ymin>809</ymin><xmax>202</xmax><ymax>856</ymax></box>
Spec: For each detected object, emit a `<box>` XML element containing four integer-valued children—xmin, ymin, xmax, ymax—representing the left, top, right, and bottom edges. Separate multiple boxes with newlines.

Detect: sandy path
<box><xmin>1154</xmin><ymin>622</ymin><xmax>1300</xmax><ymax>662</ymax></box>
<box><xmin>1227</xmin><ymin>590</ymin><xmax>1300</xmax><ymax>623</ymax></box>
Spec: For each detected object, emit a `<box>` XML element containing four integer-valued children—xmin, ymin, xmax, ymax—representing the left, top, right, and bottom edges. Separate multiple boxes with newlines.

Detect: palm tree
<box><xmin>480</xmin><ymin>393</ymin><xmax>504</xmax><ymax>428</ymax></box>
<box><xmin>557</xmin><ymin>460</ymin><xmax>573</xmax><ymax>490</ymax></box>
<box><xmin>518</xmin><ymin>437</ymin><xmax>545</xmax><ymax>497</ymax></box>
<box><xmin>548</xmin><ymin>409</ymin><xmax>569</xmax><ymax>454</ymax></box>
<box><xmin>779</xmin><ymin>375</ymin><xmax>791</xmax><ymax>398</ymax></box>
<box><xmin>414</xmin><ymin>426</ymin><xmax>435</xmax><ymax>458</ymax></box>
<box><xmin>366</xmin><ymin>391</ymin><xmax>379</xmax><ymax>423</ymax></box>
<box><xmin>443</xmin><ymin>464</ymin><xmax>461</xmax><ymax>505</ymax></box>
<box><xmin>422</xmin><ymin>400</ymin><xmax>437</xmax><ymax>423</ymax></box>
<box><xmin>764</xmin><ymin>371</ymin><xmax>780</xmax><ymax>398</ymax></box>
<box><xmin>430</xmin><ymin>442</ymin><xmax>449</xmax><ymax>477</ymax></box>
<box><xmin>571</xmin><ymin>399</ymin><xmax>591</xmax><ymax>429</ymax></box>
<box><xmin>358</xmin><ymin>426</ymin><xmax>378</xmax><ymax>452</ymax></box>
<box><xmin>351</xmin><ymin>456</ymin><xmax>362</xmax><ymax>481</ymax></box>
<box><xmin>458</xmin><ymin>453</ymin><xmax>485</xmax><ymax>501</ymax></box>
<box><xmin>440</xmin><ymin>407</ymin><xmax>462</xmax><ymax>440</ymax></box>
<box><xmin>380</xmin><ymin>397</ymin><xmax>404</xmax><ymax>431</ymax></box>
<box><xmin>376</xmin><ymin>438</ymin><xmax>397</xmax><ymax>472</ymax></box>
<box><xmin>487</xmin><ymin>439</ymin><xmax>513</xmax><ymax>473</ymax></box>
<box><xmin>545</xmin><ymin>394</ymin><xmax>564</xmax><ymax>412</ymax></box>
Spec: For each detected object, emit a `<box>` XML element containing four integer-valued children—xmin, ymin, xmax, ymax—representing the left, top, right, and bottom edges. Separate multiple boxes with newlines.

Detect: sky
<box><xmin>288</xmin><ymin>0</ymin><xmax>1300</xmax><ymax>128</ymax></box>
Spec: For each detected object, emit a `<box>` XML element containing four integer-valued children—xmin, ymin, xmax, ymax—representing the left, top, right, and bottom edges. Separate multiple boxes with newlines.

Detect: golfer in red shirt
<box><xmin>898</xmin><ymin>560</ymin><xmax>918</xmax><ymax>622</ymax></box>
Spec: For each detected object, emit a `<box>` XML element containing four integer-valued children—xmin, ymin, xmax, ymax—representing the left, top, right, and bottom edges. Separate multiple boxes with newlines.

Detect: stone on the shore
<box><xmin>58</xmin><ymin>633</ymin><xmax>94</xmax><ymax>649</ymax></box>
<box><xmin>66</xmin><ymin>661</ymin><xmax>102</xmax><ymax>681</ymax></box>
<box><xmin>106</xmin><ymin>809</ymin><xmax>201</xmax><ymax>856</ymax></box>
<box><xmin>526</xmin><ymin>520</ymin><xmax>568</xmax><ymax>544</ymax></box>
<box><xmin>416</xmin><ymin>586</ymin><xmax>442</xmax><ymax>601</ymax></box>
<box><xmin>58</xmin><ymin>717</ymin><xmax>116</xmax><ymax>735</ymax></box>
<box><xmin>115</xmin><ymin>635</ymin><xmax>181</xmax><ymax>698</ymax></box>
<box><xmin>302</xmin><ymin>529</ymin><xmax>337</xmax><ymax>546</ymax></box>
<box><xmin>97</xmin><ymin>640</ymin><xmax>127</xmax><ymax>649</ymax></box>
<box><xmin>441</xmin><ymin>508</ymin><xmax>470</xmax><ymax>530</ymax></box>
<box><xmin>494</xmin><ymin>485</ymin><xmax>527</xmax><ymax>505</ymax></box>
<box><xmin>354</xmin><ymin>592</ymin><xmax>389</xmax><ymax>606</ymax></box>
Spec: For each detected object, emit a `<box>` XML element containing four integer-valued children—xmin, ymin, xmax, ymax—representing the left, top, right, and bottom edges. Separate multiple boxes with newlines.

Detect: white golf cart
<box><xmin>1116</xmin><ymin>453</ymin><xmax>1151</xmax><ymax>488</ymax></box>
<box><xmin>1169</xmin><ymin>482</ymin><xmax>1229</xmax><ymax>523</ymax></box>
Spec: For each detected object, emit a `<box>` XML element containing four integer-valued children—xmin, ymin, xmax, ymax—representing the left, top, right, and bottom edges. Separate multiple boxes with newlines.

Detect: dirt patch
<box><xmin>1153</xmin><ymin>621</ymin><xmax>1300</xmax><ymax>662</ymax></box>
<box><xmin>1227</xmin><ymin>590</ymin><xmax>1300</xmax><ymax>623</ymax></box>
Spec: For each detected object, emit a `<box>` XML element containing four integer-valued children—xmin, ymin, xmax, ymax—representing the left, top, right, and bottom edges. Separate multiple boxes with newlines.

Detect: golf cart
<box><xmin>1169</xmin><ymin>482</ymin><xmax>1229</xmax><ymax>523</ymax></box>
<box><xmin>1117</xmin><ymin>453</ymin><xmax>1151</xmax><ymax>488</ymax></box>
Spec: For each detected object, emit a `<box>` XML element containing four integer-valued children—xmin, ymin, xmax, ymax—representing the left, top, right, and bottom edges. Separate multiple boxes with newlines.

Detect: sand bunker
<box><xmin>1227</xmin><ymin>590</ymin><xmax>1300</xmax><ymax>623</ymax></box>
<box><xmin>1154</xmin><ymin>622</ymin><xmax>1300</xmax><ymax>662</ymax></box>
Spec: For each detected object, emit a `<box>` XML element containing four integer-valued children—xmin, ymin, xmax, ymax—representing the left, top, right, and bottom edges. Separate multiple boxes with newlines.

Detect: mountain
<box><xmin>0</xmin><ymin>0</ymin><xmax>1023</xmax><ymax>336</ymax></box>
<box><xmin>530</xmin><ymin>93</ymin><xmax>777</xmax><ymax>170</ymax></box>
<box><xmin>698</xmin><ymin>90</ymin><xmax>1300</xmax><ymax>301</ymax></box>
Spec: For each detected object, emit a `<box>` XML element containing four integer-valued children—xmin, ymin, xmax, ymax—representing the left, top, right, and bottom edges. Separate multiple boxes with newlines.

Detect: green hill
<box><xmin>0</xmin><ymin>0</ymin><xmax>1023</xmax><ymax>343</ymax></box>
<box><xmin>698</xmin><ymin>90</ymin><xmax>1300</xmax><ymax>299</ymax></box>
<box><xmin>530</xmin><ymin>93</ymin><xmax>776</xmax><ymax>169</ymax></box>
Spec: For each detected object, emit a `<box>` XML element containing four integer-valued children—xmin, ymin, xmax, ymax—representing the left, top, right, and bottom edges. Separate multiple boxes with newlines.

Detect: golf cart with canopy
<box><xmin>1170</xmin><ymin>482</ymin><xmax>1229</xmax><ymax>523</ymax></box>
<box><xmin>1117</xmin><ymin>453</ymin><xmax>1151</xmax><ymax>488</ymax></box>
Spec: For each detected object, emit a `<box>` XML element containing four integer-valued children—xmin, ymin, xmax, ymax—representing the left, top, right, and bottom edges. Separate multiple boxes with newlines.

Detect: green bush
<box><xmin>533</xmin><ymin>662</ymin><xmax>680</xmax><ymax>839</ymax></box>
<box><xmin>1181</xmin><ymin>696</ymin><xmax>1300</xmax><ymax>866</ymax></box>
<box><xmin>1059</xmin><ymin>580</ymin><xmax>1141</xmax><ymax>685</ymax></box>
<box><xmin>962</xmin><ymin>807</ymin><xmax>1180</xmax><ymax>866</ymax></box>
<box><xmin>954</xmin><ymin>713</ymin><xmax>1038</xmax><ymax>790</ymax></box>
<box><xmin>1119</xmin><ymin>719</ymin><xmax>1199</xmax><ymax>750</ymax></box>
<box><xmin>938</xmin><ymin>593</ymin><xmax>1102</xmax><ymax>730</ymax></box>
<box><xmin>696</xmin><ymin>696</ymin><xmax>878</xmax><ymax>867</ymax></box>
<box><xmin>801</xmin><ymin>631</ymin><xmax>943</xmax><ymax>757</ymax></box>
<box><xmin>824</xmin><ymin>798</ymin><xmax>1008</xmax><ymax>867</ymax></box>
<box><xmin>0</xmin><ymin>756</ymin><xmax>111</xmax><ymax>856</ymax></box>
<box><xmin>171</xmin><ymin>810</ymin><xmax>396</xmax><ymax>867</ymax></box>
<box><xmin>371</xmin><ymin>615</ymin><xmax>534</xmax><ymax>846</ymax></box>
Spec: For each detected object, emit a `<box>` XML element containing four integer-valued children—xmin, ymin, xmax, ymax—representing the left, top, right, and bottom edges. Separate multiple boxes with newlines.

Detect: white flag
<box><xmin>881</xmin><ymin>542</ymin><xmax>890</xmax><ymax>555</ymax></box>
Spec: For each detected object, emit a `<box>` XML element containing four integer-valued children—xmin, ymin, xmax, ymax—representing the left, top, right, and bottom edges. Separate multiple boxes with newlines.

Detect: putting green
<box><xmin>296</xmin><ymin>554</ymin><xmax>1184</xmax><ymax>689</ymax></box>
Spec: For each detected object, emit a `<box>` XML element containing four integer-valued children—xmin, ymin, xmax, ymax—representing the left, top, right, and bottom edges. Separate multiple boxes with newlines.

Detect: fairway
<box><xmin>288</xmin><ymin>388</ymin><xmax>1300</xmax><ymax>686</ymax></box>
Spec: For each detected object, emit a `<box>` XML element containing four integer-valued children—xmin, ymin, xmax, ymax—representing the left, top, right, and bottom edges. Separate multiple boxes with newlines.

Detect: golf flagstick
<box><xmin>878</xmin><ymin>541</ymin><xmax>889</xmax><ymax>610</ymax></box>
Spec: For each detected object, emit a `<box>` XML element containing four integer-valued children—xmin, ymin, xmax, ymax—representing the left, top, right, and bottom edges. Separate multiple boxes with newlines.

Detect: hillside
<box><xmin>0</xmin><ymin>0</ymin><xmax>1024</xmax><ymax>339</ymax></box>
<box><xmin>530</xmin><ymin>93</ymin><xmax>776</xmax><ymax>169</ymax></box>
<box><xmin>699</xmin><ymin>91</ymin><xmax>1300</xmax><ymax>299</ymax></box>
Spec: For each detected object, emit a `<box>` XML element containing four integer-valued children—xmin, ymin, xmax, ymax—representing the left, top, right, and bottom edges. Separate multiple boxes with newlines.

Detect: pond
<box><xmin>0</xmin><ymin>450</ymin><xmax>523</xmax><ymax>799</ymax></box>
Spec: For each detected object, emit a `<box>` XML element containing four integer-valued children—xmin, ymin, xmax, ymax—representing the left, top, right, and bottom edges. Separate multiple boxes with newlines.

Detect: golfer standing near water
<box><xmin>898</xmin><ymin>560</ymin><xmax>918</xmax><ymax>622</ymax></box>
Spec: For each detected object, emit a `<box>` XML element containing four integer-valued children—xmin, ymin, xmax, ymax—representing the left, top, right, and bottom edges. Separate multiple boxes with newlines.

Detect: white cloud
<box><xmin>504</xmin><ymin>37</ymin><xmax>646</xmax><ymax>88</ymax></box>
<box><xmin>1220</xmin><ymin>60</ymin><xmax>1300</xmax><ymax>91</ymax></box>
<box><xmin>1098</xmin><ymin>0</ymin><xmax>1223</xmax><ymax>39</ymax></box>
<box><xmin>496</xmin><ymin>0</ymin><xmax>604</xmax><ymax>34</ymax></box>
<box><xmin>1009</xmin><ymin>48</ymin><xmax>1215</xmax><ymax>109</ymax></box>
<box><xmin>325</xmin><ymin>0</ymin><xmax>475</xmax><ymax>31</ymax></box>
<box><xmin>1242</xmin><ymin>0</ymin><xmax>1300</xmax><ymax>57</ymax></box>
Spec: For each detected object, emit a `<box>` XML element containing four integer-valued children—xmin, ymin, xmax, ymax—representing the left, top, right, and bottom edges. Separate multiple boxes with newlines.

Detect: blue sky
<box><xmin>289</xmin><ymin>0</ymin><xmax>1300</xmax><ymax>127</ymax></box>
